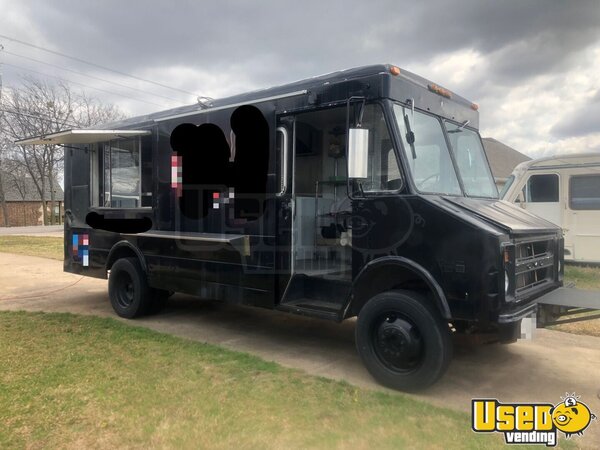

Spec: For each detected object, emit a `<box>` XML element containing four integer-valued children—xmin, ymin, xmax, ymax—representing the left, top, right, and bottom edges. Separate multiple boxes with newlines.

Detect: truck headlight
<box><xmin>505</xmin><ymin>270</ymin><xmax>510</xmax><ymax>294</ymax></box>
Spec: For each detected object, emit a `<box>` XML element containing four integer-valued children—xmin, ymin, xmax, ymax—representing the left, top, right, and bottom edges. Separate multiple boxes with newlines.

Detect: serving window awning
<box><xmin>15</xmin><ymin>129</ymin><xmax>151</xmax><ymax>145</ymax></box>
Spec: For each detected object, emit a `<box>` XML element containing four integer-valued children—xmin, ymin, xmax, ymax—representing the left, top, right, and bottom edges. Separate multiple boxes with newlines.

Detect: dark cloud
<box><xmin>3</xmin><ymin>0</ymin><xmax>600</xmax><ymax>153</ymax></box>
<box><xmin>8</xmin><ymin>0</ymin><xmax>600</xmax><ymax>91</ymax></box>
<box><xmin>551</xmin><ymin>93</ymin><xmax>600</xmax><ymax>138</ymax></box>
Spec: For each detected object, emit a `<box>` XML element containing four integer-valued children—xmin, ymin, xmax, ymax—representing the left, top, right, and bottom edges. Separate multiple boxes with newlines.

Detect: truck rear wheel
<box><xmin>108</xmin><ymin>257</ymin><xmax>153</xmax><ymax>318</ymax></box>
<box><xmin>355</xmin><ymin>290</ymin><xmax>452</xmax><ymax>391</ymax></box>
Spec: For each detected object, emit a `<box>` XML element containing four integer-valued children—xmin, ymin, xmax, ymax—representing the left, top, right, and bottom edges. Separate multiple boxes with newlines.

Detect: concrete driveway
<box><xmin>1</xmin><ymin>251</ymin><xmax>599</xmax><ymax>446</ymax></box>
<box><xmin>0</xmin><ymin>225</ymin><xmax>63</xmax><ymax>237</ymax></box>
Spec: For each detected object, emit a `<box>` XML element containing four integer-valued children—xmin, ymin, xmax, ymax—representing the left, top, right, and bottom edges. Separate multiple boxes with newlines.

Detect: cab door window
<box><xmin>527</xmin><ymin>174</ymin><xmax>559</xmax><ymax>202</ymax></box>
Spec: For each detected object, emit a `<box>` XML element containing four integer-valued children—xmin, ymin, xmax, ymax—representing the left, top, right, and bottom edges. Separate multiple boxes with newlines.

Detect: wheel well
<box><xmin>106</xmin><ymin>244</ymin><xmax>143</xmax><ymax>272</ymax></box>
<box><xmin>349</xmin><ymin>265</ymin><xmax>448</xmax><ymax>319</ymax></box>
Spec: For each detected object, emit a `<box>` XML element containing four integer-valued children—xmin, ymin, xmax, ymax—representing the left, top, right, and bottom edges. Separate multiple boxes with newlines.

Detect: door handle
<box><xmin>281</xmin><ymin>199</ymin><xmax>292</xmax><ymax>221</ymax></box>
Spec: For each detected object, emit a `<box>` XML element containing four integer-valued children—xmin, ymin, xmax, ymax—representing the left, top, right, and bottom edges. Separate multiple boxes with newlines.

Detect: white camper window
<box><xmin>527</xmin><ymin>174</ymin><xmax>559</xmax><ymax>203</ymax></box>
<box><xmin>570</xmin><ymin>175</ymin><xmax>600</xmax><ymax>210</ymax></box>
<box><xmin>102</xmin><ymin>138</ymin><xmax>141</xmax><ymax>208</ymax></box>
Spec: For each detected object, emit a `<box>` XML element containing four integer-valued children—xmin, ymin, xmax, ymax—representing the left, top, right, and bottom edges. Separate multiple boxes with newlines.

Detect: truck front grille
<box><xmin>515</xmin><ymin>239</ymin><xmax>554</xmax><ymax>296</ymax></box>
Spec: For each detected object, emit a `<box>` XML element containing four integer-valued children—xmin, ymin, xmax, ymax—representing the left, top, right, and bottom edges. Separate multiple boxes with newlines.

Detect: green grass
<box><xmin>551</xmin><ymin>265</ymin><xmax>600</xmax><ymax>338</ymax></box>
<box><xmin>0</xmin><ymin>311</ymin><xmax>517</xmax><ymax>449</ymax></box>
<box><xmin>564</xmin><ymin>264</ymin><xmax>600</xmax><ymax>291</ymax></box>
<box><xmin>0</xmin><ymin>235</ymin><xmax>63</xmax><ymax>260</ymax></box>
<box><xmin>0</xmin><ymin>238</ymin><xmax>585</xmax><ymax>447</ymax></box>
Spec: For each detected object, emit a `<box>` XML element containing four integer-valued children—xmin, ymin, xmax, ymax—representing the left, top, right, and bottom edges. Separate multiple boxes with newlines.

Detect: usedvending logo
<box><xmin>472</xmin><ymin>393</ymin><xmax>596</xmax><ymax>446</ymax></box>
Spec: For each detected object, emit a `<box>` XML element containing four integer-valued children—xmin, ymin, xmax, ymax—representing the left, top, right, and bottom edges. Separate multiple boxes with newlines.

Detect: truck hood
<box><xmin>433</xmin><ymin>196</ymin><xmax>561</xmax><ymax>234</ymax></box>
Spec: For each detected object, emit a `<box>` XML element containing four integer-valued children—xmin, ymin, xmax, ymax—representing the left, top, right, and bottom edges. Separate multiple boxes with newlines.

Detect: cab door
<box><xmin>274</xmin><ymin>105</ymin><xmax>353</xmax><ymax>315</ymax></box>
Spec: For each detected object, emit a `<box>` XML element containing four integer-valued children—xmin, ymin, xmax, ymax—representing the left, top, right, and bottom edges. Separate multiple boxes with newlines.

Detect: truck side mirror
<box><xmin>348</xmin><ymin>128</ymin><xmax>369</xmax><ymax>179</ymax></box>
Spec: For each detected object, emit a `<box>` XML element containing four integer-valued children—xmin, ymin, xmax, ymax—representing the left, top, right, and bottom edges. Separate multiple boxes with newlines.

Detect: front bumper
<box><xmin>498</xmin><ymin>301</ymin><xmax>537</xmax><ymax>324</ymax></box>
<box><xmin>498</xmin><ymin>280</ymin><xmax>563</xmax><ymax>324</ymax></box>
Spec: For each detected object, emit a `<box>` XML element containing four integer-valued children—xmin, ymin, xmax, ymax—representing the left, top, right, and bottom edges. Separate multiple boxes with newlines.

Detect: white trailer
<box><xmin>501</xmin><ymin>153</ymin><xmax>600</xmax><ymax>264</ymax></box>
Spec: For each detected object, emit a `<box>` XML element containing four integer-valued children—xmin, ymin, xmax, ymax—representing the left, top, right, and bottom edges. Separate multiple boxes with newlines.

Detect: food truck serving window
<box><xmin>96</xmin><ymin>137</ymin><xmax>143</xmax><ymax>208</ymax></box>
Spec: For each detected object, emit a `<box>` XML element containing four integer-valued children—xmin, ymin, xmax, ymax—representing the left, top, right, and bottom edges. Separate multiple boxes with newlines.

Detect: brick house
<box><xmin>0</xmin><ymin>172</ymin><xmax>64</xmax><ymax>227</ymax></box>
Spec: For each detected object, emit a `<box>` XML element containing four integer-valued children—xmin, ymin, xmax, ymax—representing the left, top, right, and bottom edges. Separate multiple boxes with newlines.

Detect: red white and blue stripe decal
<box><xmin>72</xmin><ymin>233</ymin><xmax>89</xmax><ymax>266</ymax></box>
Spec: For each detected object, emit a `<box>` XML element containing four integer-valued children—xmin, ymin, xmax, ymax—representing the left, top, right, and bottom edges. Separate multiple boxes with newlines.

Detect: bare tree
<box><xmin>0</xmin><ymin>75</ymin><xmax>125</xmax><ymax>225</ymax></box>
<box><xmin>0</xmin><ymin>64</ymin><xmax>9</xmax><ymax>226</ymax></box>
<box><xmin>75</xmin><ymin>92</ymin><xmax>124</xmax><ymax>128</ymax></box>
<box><xmin>0</xmin><ymin>136</ymin><xmax>11</xmax><ymax>226</ymax></box>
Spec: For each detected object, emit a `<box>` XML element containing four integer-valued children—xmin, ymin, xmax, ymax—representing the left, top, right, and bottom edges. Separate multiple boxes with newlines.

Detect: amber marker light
<box><xmin>390</xmin><ymin>66</ymin><xmax>401</xmax><ymax>76</ymax></box>
<box><xmin>471</xmin><ymin>103</ymin><xmax>479</xmax><ymax>111</ymax></box>
<box><xmin>428</xmin><ymin>83</ymin><xmax>452</xmax><ymax>98</ymax></box>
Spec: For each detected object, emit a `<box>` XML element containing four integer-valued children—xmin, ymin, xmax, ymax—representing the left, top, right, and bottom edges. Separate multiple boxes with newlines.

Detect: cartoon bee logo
<box><xmin>551</xmin><ymin>393</ymin><xmax>596</xmax><ymax>438</ymax></box>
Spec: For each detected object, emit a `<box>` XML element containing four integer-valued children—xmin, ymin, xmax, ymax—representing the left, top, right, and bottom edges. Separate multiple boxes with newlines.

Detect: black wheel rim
<box><xmin>114</xmin><ymin>271</ymin><xmax>135</xmax><ymax>309</ymax></box>
<box><xmin>372</xmin><ymin>312</ymin><xmax>424</xmax><ymax>373</ymax></box>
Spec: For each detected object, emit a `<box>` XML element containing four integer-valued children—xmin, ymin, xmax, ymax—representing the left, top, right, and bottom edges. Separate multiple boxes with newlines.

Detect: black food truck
<box><xmin>19</xmin><ymin>64</ymin><xmax>563</xmax><ymax>390</ymax></box>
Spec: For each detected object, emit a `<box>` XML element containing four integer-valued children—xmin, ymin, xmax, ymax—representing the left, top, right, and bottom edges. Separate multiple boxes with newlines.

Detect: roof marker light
<box><xmin>471</xmin><ymin>103</ymin><xmax>479</xmax><ymax>111</ymax></box>
<box><xmin>390</xmin><ymin>66</ymin><xmax>401</xmax><ymax>76</ymax></box>
<box><xmin>428</xmin><ymin>83</ymin><xmax>452</xmax><ymax>99</ymax></box>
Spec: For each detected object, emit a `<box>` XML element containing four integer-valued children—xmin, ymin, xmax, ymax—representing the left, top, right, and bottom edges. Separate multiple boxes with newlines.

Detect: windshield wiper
<box><xmin>403</xmin><ymin>114</ymin><xmax>417</xmax><ymax>159</ymax></box>
<box><xmin>447</xmin><ymin>120</ymin><xmax>470</xmax><ymax>133</ymax></box>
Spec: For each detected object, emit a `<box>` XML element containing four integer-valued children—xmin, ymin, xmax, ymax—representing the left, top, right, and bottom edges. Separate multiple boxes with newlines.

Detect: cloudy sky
<box><xmin>1</xmin><ymin>0</ymin><xmax>600</xmax><ymax>158</ymax></box>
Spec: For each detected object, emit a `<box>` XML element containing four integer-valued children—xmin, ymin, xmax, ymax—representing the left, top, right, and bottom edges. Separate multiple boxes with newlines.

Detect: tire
<box><xmin>108</xmin><ymin>257</ymin><xmax>153</xmax><ymax>319</ymax></box>
<box><xmin>355</xmin><ymin>290</ymin><xmax>452</xmax><ymax>391</ymax></box>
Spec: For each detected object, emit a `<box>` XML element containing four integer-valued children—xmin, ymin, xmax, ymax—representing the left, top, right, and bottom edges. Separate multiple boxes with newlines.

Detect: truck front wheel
<box><xmin>355</xmin><ymin>290</ymin><xmax>452</xmax><ymax>391</ymax></box>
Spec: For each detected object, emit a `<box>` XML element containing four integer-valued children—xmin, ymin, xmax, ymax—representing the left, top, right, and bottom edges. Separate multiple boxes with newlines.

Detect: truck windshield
<box><xmin>445</xmin><ymin>122</ymin><xmax>498</xmax><ymax>198</ymax></box>
<box><xmin>393</xmin><ymin>104</ymin><xmax>498</xmax><ymax>198</ymax></box>
<box><xmin>394</xmin><ymin>104</ymin><xmax>461</xmax><ymax>195</ymax></box>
